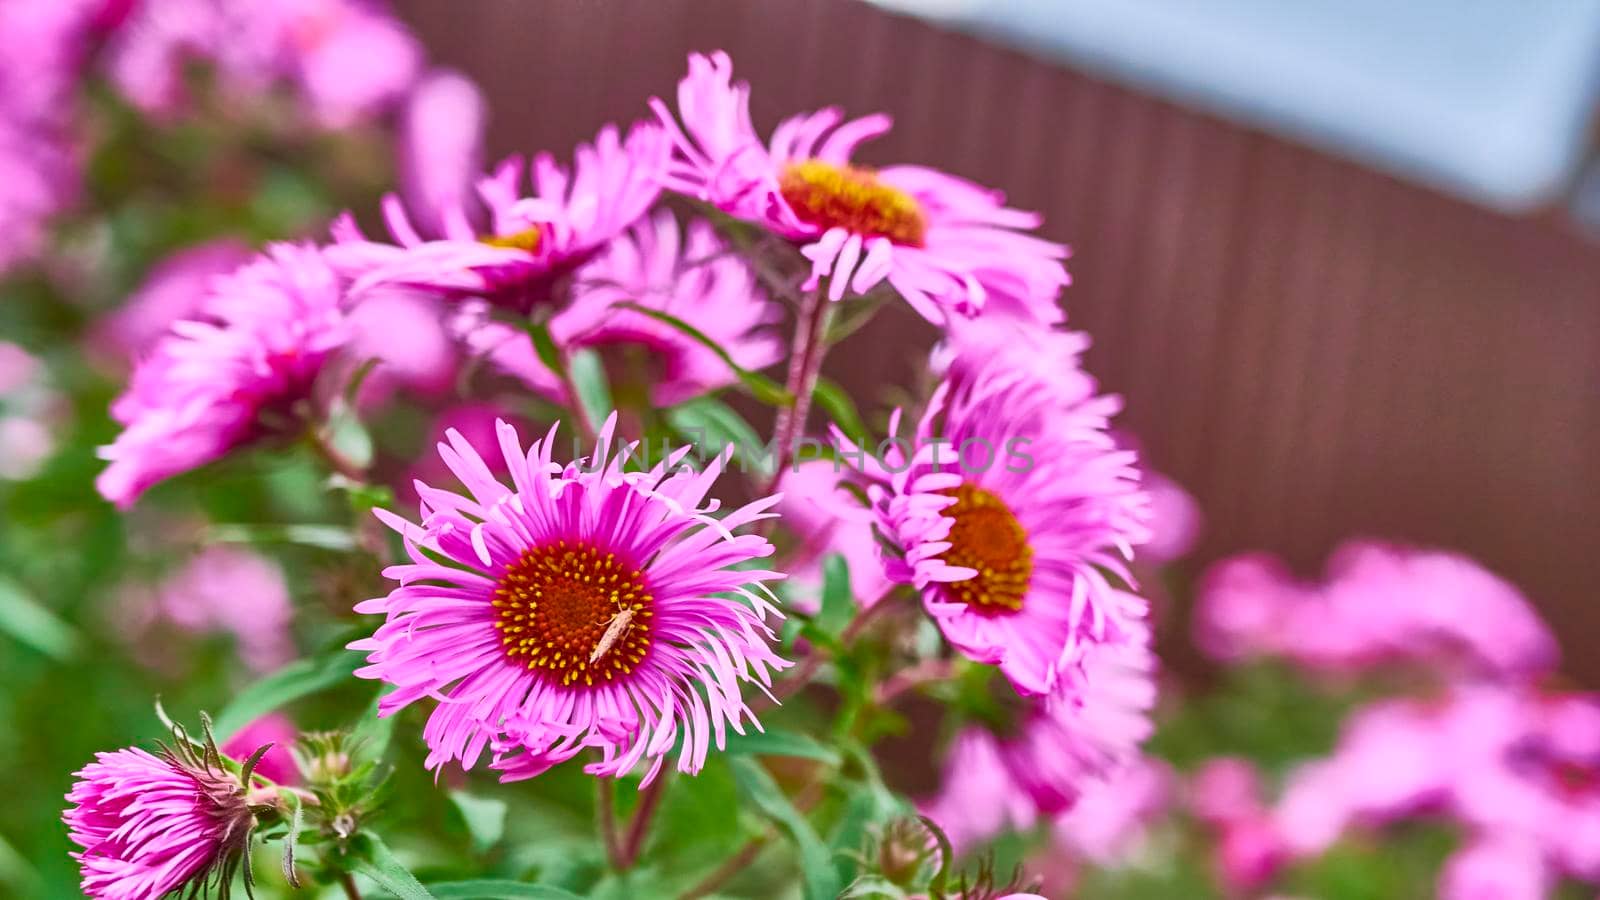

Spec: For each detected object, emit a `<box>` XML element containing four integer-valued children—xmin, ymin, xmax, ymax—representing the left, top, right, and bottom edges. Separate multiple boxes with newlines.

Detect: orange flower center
<box><xmin>778</xmin><ymin>160</ymin><xmax>927</xmax><ymax>246</ymax></box>
<box><xmin>480</xmin><ymin>226</ymin><xmax>543</xmax><ymax>253</ymax></box>
<box><xmin>492</xmin><ymin>540</ymin><xmax>654</xmax><ymax>686</ymax></box>
<box><xmin>938</xmin><ymin>484</ymin><xmax>1033</xmax><ymax>614</ymax></box>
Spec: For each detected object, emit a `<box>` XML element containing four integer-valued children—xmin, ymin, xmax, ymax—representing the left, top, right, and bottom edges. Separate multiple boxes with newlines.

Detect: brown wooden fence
<box><xmin>395</xmin><ymin>0</ymin><xmax>1600</xmax><ymax>678</ymax></box>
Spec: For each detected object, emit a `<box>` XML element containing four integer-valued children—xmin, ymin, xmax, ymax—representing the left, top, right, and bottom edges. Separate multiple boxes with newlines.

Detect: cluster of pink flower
<box><xmin>67</xmin><ymin>50</ymin><xmax>1156</xmax><ymax>898</ymax></box>
<box><xmin>1185</xmin><ymin>542</ymin><xmax>1597</xmax><ymax>898</ymax></box>
<box><xmin>0</xmin><ymin>0</ymin><xmax>421</xmax><ymax>277</ymax></box>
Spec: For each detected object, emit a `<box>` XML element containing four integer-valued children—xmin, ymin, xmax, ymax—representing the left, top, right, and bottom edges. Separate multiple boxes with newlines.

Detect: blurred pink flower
<box><xmin>651</xmin><ymin>51</ymin><xmax>1068</xmax><ymax>325</ymax></box>
<box><xmin>95</xmin><ymin>239</ymin><xmax>253</xmax><ymax>358</ymax></box>
<box><xmin>1053</xmin><ymin>756</ymin><xmax>1173</xmax><ymax>864</ymax></box>
<box><xmin>329</xmin><ymin>121</ymin><xmax>668</xmax><ymax>313</ymax></box>
<box><xmin>773</xmin><ymin>460</ymin><xmax>892</xmax><ymax>613</ymax></box>
<box><xmin>398</xmin><ymin>68</ymin><xmax>486</xmax><ymax>239</ymax></box>
<box><xmin>1190</xmin><ymin>757</ymin><xmax>1269</xmax><ymax>827</ymax></box>
<box><xmin>464</xmin><ymin>211</ymin><xmax>783</xmax><ymax>408</ymax></box>
<box><xmin>343</xmin><ymin>287</ymin><xmax>458</xmax><ymax>403</ymax></box>
<box><xmin>921</xmin><ymin>613</ymin><xmax>1157</xmax><ymax>850</ymax></box>
<box><xmin>1439</xmin><ymin>836</ymin><xmax>1550</xmax><ymax>900</ymax></box>
<box><xmin>400</xmin><ymin>403</ymin><xmax>514</xmax><ymax>502</ymax></box>
<box><xmin>1275</xmin><ymin>685</ymin><xmax>1600</xmax><ymax>892</ymax></box>
<box><xmin>0</xmin><ymin>0</ymin><xmax>116</xmax><ymax>274</ymax></box>
<box><xmin>107</xmin><ymin>0</ymin><xmax>420</xmax><ymax>126</ymax></box>
<box><xmin>97</xmin><ymin>243</ymin><xmax>351</xmax><ymax>507</ymax></box>
<box><xmin>1188</xmin><ymin>758</ymin><xmax>1287</xmax><ymax>893</ymax></box>
<box><xmin>1195</xmin><ymin>541</ymin><xmax>1557</xmax><ymax>680</ymax></box>
<box><xmin>1141</xmin><ymin>471</ymin><xmax>1204</xmax><ymax>563</ymax></box>
<box><xmin>219</xmin><ymin>712</ymin><xmax>299</xmax><ymax>786</ymax></box>
<box><xmin>159</xmin><ymin>546</ymin><xmax>296</xmax><ymax>672</ymax></box>
<box><xmin>0</xmin><ymin>340</ymin><xmax>39</xmax><ymax>394</ymax></box>
<box><xmin>0</xmin><ymin>416</ymin><xmax>54</xmax><ymax>479</ymax></box>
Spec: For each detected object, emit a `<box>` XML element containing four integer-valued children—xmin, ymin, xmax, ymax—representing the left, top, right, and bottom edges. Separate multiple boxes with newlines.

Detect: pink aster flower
<box><xmin>329</xmin><ymin>121</ymin><xmax>669</xmax><ymax>313</ymax></box>
<box><xmin>464</xmin><ymin>210</ymin><xmax>783</xmax><ymax>408</ymax></box>
<box><xmin>650</xmin><ymin>51</ymin><xmax>1068</xmax><ymax>325</ymax></box>
<box><xmin>64</xmin><ymin>740</ymin><xmax>260</xmax><ymax>900</ymax></box>
<box><xmin>921</xmin><ymin>609</ymin><xmax>1157</xmax><ymax>850</ymax></box>
<box><xmin>94</xmin><ymin>239</ymin><xmax>253</xmax><ymax>358</ymax></box>
<box><xmin>840</xmin><ymin>348</ymin><xmax>1149</xmax><ymax>696</ymax></box>
<box><xmin>96</xmin><ymin>242</ymin><xmax>350</xmax><ymax>507</ymax></box>
<box><xmin>1195</xmin><ymin>541</ymin><xmax>1557</xmax><ymax>680</ymax></box>
<box><xmin>351</xmin><ymin>416</ymin><xmax>790</xmax><ymax>784</ymax></box>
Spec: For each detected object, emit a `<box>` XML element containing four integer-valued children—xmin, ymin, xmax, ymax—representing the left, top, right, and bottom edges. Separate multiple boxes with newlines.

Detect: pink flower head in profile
<box><xmin>773</xmin><ymin>459</ymin><xmax>893</xmax><ymax>613</ymax></box>
<box><xmin>399</xmin><ymin>68</ymin><xmax>487</xmax><ymax>239</ymax></box>
<box><xmin>1195</xmin><ymin>541</ymin><xmax>1557</xmax><ymax>680</ymax></box>
<box><xmin>330</xmin><ymin>122</ymin><xmax>669</xmax><ymax>313</ymax></box>
<box><xmin>841</xmin><ymin>347</ymin><xmax>1149</xmax><ymax>696</ymax></box>
<box><xmin>351</xmin><ymin>416</ymin><xmax>790</xmax><ymax>784</ymax></box>
<box><xmin>96</xmin><ymin>243</ymin><xmax>350</xmax><ymax>508</ymax></box>
<box><xmin>651</xmin><ymin>51</ymin><xmax>1068</xmax><ymax>325</ymax></box>
<box><xmin>107</xmin><ymin>0</ymin><xmax>420</xmax><ymax>126</ymax></box>
<box><xmin>921</xmin><ymin>610</ymin><xmax>1157</xmax><ymax>850</ymax></box>
<box><xmin>465</xmin><ymin>211</ymin><xmax>783</xmax><ymax>407</ymax></box>
<box><xmin>64</xmin><ymin>731</ymin><xmax>265</xmax><ymax>900</ymax></box>
<box><xmin>95</xmin><ymin>239</ymin><xmax>253</xmax><ymax>359</ymax></box>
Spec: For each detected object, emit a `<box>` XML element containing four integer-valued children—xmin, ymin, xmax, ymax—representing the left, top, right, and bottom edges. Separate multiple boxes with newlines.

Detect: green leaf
<box><xmin>448</xmin><ymin>790</ymin><xmax>508</xmax><ymax>854</ymax></box>
<box><xmin>840</xmin><ymin>875</ymin><xmax>911</xmax><ymax>899</ymax></box>
<box><xmin>725</xmin><ymin>728</ymin><xmax>842</xmax><ymax>766</ymax></box>
<box><xmin>208</xmin><ymin>523</ymin><xmax>359</xmax><ymax>552</ymax></box>
<box><xmin>816</xmin><ymin>554</ymin><xmax>854</xmax><ymax>638</ymax></box>
<box><xmin>427</xmin><ymin>882</ymin><xmax>584</xmax><ymax>900</ymax></box>
<box><xmin>281</xmin><ymin>792</ymin><xmax>304</xmax><ymax>888</ymax></box>
<box><xmin>565</xmin><ymin>347</ymin><xmax>614</xmax><ymax>432</ymax></box>
<box><xmin>813</xmin><ymin>377</ymin><xmax>870</xmax><ymax>446</ymax></box>
<box><xmin>729</xmin><ymin>757</ymin><xmax>841</xmax><ymax>900</ymax></box>
<box><xmin>342</xmin><ymin>356</ymin><xmax>384</xmax><ymax>405</ymax></box>
<box><xmin>322</xmin><ymin>403</ymin><xmax>375</xmax><ymax>470</ymax></box>
<box><xmin>612</xmin><ymin>302</ymin><xmax>791</xmax><ymax>406</ymax></box>
<box><xmin>522</xmin><ymin>320</ymin><xmax>565</xmax><ymax>377</ymax></box>
<box><xmin>350</xmin><ymin>684</ymin><xmax>399</xmax><ymax>761</ymax></box>
<box><xmin>349</xmin><ymin>834</ymin><xmax>436</xmax><ymax>900</ymax></box>
<box><xmin>0</xmin><ymin>576</ymin><xmax>79</xmax><ymax>660</ymax></box>
<box><xmin>666</xmin><ymin>397</ymin><xmax>768</xmax><ymax>475</ymax></box>
<box><xmin>214</xmin><ymin>650</ymin><xmax>363</xmax><ymax>740</ymax></box>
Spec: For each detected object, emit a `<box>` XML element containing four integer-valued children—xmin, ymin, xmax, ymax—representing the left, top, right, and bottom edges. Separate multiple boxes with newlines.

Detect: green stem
<box><xmin>765</xmin><ymin>287</ymin><xmax>833</xmax><ymax>495</ymax></box>
<box><xmin>618</xmin><ymin>772</ymin><xmax>670</xmax><ymax>869</ymax></box>
<box><xmin>598</xmin><ymin>776</ymin><xmax>623</xmax><ymax>870</ymax></box>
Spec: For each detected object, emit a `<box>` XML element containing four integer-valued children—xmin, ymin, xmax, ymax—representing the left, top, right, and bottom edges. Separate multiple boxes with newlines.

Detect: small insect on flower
<box><xmin>589</xmin><ymin>606</ymin><xmax>638</xmax><ymax>664</ymax></box>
